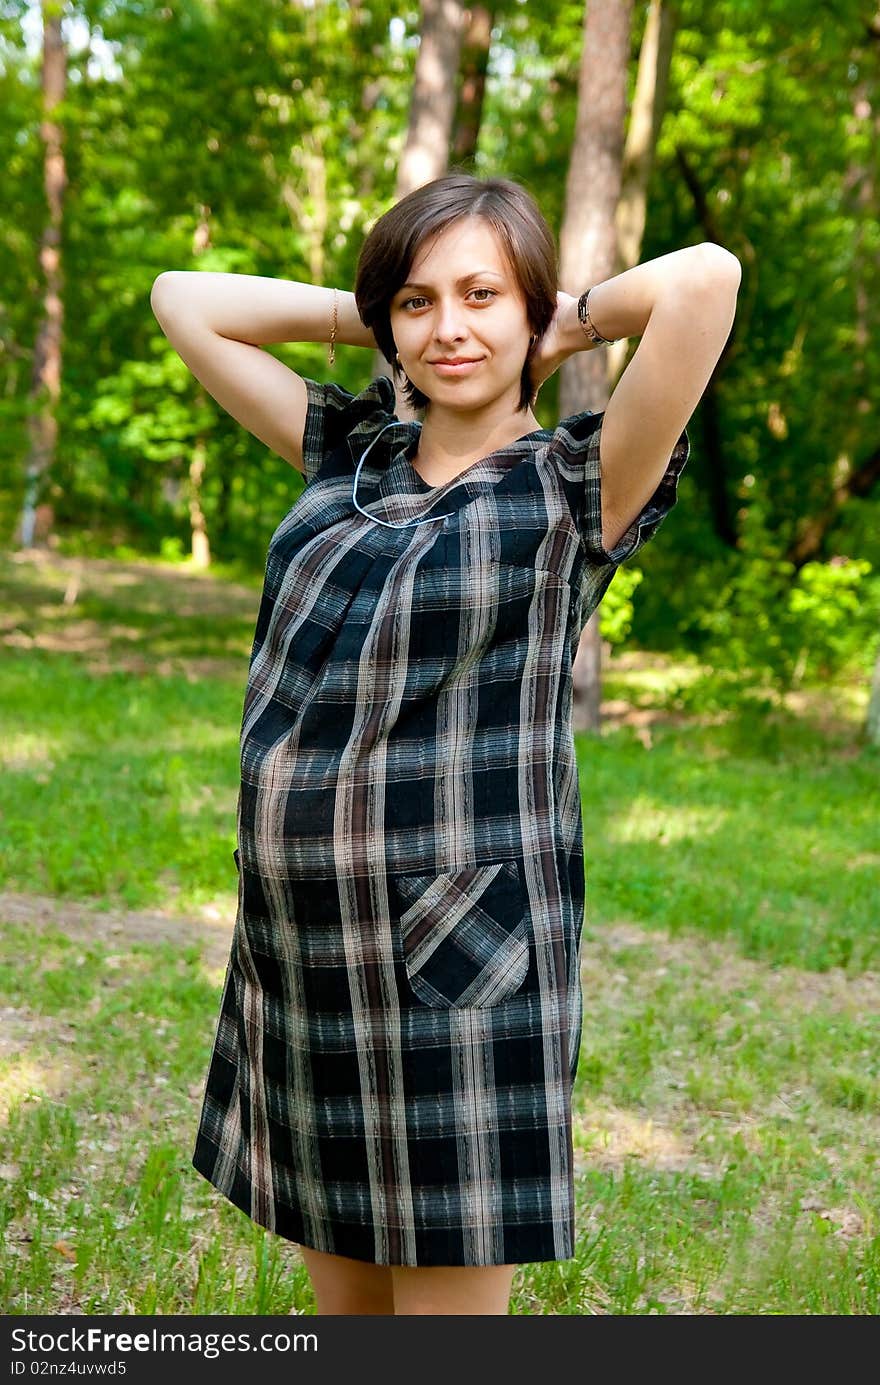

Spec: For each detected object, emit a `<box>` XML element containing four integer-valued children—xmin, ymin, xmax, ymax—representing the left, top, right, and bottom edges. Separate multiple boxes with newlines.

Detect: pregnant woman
<box><xmin>150</xmin><ymin>172</ymin><xmax>740</xmax><ymax>1315</ymax></box>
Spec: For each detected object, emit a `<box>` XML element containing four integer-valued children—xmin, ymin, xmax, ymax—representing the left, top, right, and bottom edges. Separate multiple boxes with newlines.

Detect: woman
<box><xmin>151</xmin><ymin>173</ymin><xmax>740</xmax><ymax>1315</ymax></box>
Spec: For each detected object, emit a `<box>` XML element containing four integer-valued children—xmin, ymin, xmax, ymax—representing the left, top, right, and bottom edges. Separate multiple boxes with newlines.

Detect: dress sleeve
<box><xmin>550</xmin><ymin>408</ymin><xmax>690</xmax><ymax>567</ymax></box>
<box><xmin>300</xmin><ymin>372</ymin><xmax>398</xmax><ymax>485</ymax></box>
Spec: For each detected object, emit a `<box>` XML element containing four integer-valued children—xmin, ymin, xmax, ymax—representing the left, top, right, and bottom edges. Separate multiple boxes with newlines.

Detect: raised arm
<box><xmin>538</xmin><ymin>243</ymin><xmax>741</xmax><ymax>554</ymax></box>
<box><xmin>149</xmin><ymin>273</ymin><xmax>378</xmax><ymax>473</ymax></box>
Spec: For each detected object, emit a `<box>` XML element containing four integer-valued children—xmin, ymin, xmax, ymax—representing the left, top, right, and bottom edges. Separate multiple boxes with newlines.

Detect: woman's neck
<box><xmin>415</xmin><ymin>397</ymin><xmax>541</xmax><ymax>475</ymax></box>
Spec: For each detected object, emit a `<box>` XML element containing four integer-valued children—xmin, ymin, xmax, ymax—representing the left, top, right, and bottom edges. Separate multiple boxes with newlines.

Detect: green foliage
<box><xmin>599</xmin><ymin>565</ymin><xmax>644</xmax><ymax>647</ymax></box>
<box><xmin>666</xmin><ymin>484</ymin><xmax>880</xmax><ymax>714</ymax></box>
<box><xmin>1</xmin><ymin>0</ymin><xmax>878</xmax><ymax>683</ymax></box>
<box><xmin>2</xmin><ymin>2</ymin><xmax>878</xmax><ymax>1317</ymax></box>
<box><xmin>789</xmin><ymin>558</ymin><xmax>879</xmax><ymax>683</ymax></box>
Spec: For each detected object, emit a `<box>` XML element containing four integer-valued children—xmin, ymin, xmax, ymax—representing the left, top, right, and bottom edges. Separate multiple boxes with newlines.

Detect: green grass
<box><xmin>0</xmin><ymin>924</ymin><xmax>314</xmax><ymax>1314</ymax></box>
<box><xmin>2</xmin><ymin>551</ymin><xmax>876</xmax><ymax>961</ymax></box>
<box><xmin>1</xmin><ymin>551</ymin><xmax>878</xmax><ymax>1314</ymax></box>
<box><xmin>0</xmin><ymin>551</ymin><xmax>256</xmax><ymax>910</ymax></box>
<box><xmin>574</xmin><ymin>719</ymin><xmax>878</xmax><ymax>971</ymax></box>
<box><xmin>3</xmin><ymin>918</ymin><xmax>878</xmax><ymax>1314</ymax></box>
<box><xmin>1</xmin><ymin>650</ymin><xmax>244</xmax><ymax>907</ymax></box>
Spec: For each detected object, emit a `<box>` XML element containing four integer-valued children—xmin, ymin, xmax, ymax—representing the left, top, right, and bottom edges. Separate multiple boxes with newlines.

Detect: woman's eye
<box><xmin>401</xmin><ymin>288</ymin><xmax>496</xmax><ymax>310</ymax></box>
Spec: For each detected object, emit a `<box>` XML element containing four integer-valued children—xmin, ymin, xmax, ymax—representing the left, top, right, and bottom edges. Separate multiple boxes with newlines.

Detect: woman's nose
<box><xmin>434</xmin><ymin>299</ymin><xmax>467</xmax><ymax>342</ymax></box>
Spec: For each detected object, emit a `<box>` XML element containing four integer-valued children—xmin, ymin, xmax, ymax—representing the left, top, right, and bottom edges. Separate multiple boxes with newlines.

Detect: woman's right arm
<box><xmin>149</xmin><ymin>272</ymin><xmax>378</xmax><ymax>473</ymax></box>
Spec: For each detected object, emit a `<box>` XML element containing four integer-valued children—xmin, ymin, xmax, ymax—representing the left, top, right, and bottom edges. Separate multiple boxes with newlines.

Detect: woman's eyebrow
<box><xmin>397</xmin><ymin>269</ymin><xmax>505</xmax><ymax>292</ymax></box>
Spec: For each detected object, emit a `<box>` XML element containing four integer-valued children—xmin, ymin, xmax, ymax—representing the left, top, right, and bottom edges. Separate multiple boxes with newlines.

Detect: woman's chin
<box><xmin>413</xmin><ymin>367</ymin><xmax>525</xmax><ymax>416</ymax></box>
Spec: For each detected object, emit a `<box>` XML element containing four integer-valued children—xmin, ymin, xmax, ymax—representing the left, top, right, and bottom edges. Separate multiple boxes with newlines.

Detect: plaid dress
<box><xmin>192</xmin><ymin>372</ymin><xmax>689</xmax><ymax>1267</ymax></box>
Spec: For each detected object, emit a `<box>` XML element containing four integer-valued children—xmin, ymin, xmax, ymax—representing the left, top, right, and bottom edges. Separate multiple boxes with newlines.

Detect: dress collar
<box><xmin>352</xmin><ymin>413</ymin><xmax>552</xmax><ymax>525</ymax></box>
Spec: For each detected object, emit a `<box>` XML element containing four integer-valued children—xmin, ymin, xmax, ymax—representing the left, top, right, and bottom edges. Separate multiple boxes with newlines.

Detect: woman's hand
<box><xmin>528</xmin><ymin>290</ymin><xmax>593</xmax><ymax>402</ymax></box>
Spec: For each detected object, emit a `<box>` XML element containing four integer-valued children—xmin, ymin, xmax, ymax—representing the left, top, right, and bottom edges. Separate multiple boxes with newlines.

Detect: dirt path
<box><xmin>2</xmin><ymin>550</ymin><xmax>866</xmax><ymax>739</ymax></box>
<box><xmin>0</xmin><ymin>888</ymin><xmax>235</xmax><ymax>971</ymax></box>
<box><xmin>4</xmin><ymin>887</ymin><xmax>878</xmax><ymax>1017</ymax></box>
<box><xmin>3</xmin><ymin>885</ymin><xmax>878</xmax><ymax>1192</ymax></box>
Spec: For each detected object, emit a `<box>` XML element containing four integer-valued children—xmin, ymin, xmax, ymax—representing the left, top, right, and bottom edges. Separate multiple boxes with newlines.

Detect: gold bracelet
<box><xmin>328</xmin><ymin>287</ymin><xmax>338</xmax><ymax>367</ymax></box>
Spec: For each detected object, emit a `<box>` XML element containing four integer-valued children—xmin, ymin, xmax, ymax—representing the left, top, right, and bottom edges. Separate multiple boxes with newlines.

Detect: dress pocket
<box><xmin>391</xmin><ymin>859</ymin><xmax>530</xmax><ymax>1009</ymax></box>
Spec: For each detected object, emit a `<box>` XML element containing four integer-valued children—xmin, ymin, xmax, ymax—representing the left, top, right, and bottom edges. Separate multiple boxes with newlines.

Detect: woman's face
<box><xmin>388</xmin><ymin>216</ymin><xmax>532</xmax><ymax>414</ymax></box>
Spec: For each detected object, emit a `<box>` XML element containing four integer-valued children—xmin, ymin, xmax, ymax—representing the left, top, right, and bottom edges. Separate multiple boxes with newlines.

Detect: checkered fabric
<box><xmin>192</xmin><ymin>372</ymin><xmax>690</xmax><ymax>1266</ymax></box>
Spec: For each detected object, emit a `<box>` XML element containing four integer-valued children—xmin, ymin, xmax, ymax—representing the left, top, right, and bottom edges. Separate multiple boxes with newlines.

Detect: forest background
<box><xmin>1</xmin><ymin>0</ymin><xmax>879</xmax><ymax>1317</ymax></box>
<box><xmin>2</xmin><ymin>0</ymin><xmax>879</xmax><ymax>728</ymax></box>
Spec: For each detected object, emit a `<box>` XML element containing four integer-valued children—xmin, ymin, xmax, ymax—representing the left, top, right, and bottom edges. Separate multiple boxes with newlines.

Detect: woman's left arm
<box><xmin>533</xmin><ymin>243</ymin><xmax>741</xmax><ymax>552</ymax></box>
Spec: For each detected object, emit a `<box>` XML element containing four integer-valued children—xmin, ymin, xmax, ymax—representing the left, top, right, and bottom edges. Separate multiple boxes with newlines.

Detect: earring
<box><xmin>394</xmin><ymin>350</ymin><xmax>402</xmax><ymax>368</ymax></box>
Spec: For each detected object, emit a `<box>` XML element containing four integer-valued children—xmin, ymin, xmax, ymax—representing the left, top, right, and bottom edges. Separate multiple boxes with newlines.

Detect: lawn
<box><xmin>1</xmin><ymin>550</ymin><xmax>878</xmax><ymax>1314</ymax></box>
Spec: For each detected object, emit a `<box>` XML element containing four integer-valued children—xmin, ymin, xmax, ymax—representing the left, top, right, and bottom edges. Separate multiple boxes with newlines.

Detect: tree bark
<box><xmin>558</xmin><ymin>0</ymin><xmax>635</xmax><ymax>734</ymax></box>
<box><xmin>398</xmin><ymin>0</ymin><xmax>468</xmax><ymax>197</ymax></box>
<box><xmin>616</xmin><ymin>0</ymin><xmax>678</xmax><ymax>270</ymax></box>
<box><xmin>188</xmin><ymin>434</ymin><xmax>211</xmax><ymax>569</ymax></box>
<box><xmin>16</xmin><ymin>0</ymin><xmax>67</xmax><ymax>551</ymax></box>
<box><xmin>451</xmin><ymin>4</ymin><xmax>494</xmax><ymax>167</ymax></box>
<box><xmin>371</xmin><ymin>0</ymin><xmax>467</xmax><ymax>404</ymax></box>
<box><xmin>189</xmin><ymin>205</ymin><xmax>213</xmax><ymax>568</ymax></box>
<box><xmin>867</xmin><ymin>641</ymin><xmax>880</xmax><ymax>747</ymax></box>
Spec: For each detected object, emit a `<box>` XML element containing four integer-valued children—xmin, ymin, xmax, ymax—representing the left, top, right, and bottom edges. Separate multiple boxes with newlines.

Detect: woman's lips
<box><xmin>431</xmin><ymin>359</ymin><xmax>483</xmax><ymax>376</ymax></box>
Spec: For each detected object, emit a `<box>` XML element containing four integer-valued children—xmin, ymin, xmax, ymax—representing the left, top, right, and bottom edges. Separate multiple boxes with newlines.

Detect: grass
<box><xmin>0</xmin><ymin>550</ymin><xmax>258</xmax><ymax>910</ymax></box>
<box><xmin>1</xmin><ymin>549</ymin><xmax>878</xmax><ymax>1314</ymax></box>
<box><xmin>573</xmin><ymin>716</ymin><xmax>877</xmax><ymax>972</ymax></box>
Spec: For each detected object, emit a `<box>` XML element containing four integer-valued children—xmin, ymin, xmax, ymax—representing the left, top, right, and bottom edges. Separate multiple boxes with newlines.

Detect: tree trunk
<box><xmin>790</xmin><ymin>47</ymin><xmax>879</xmax><ymax>570</ymax></box>
<box><xmin>398</xmin><ymin>0</ymin><xmax>467</xmax><ymax>197</ymax></box>
<box><xmin>189</xmin><ymin>205</ymin><xmax>212</xmax><ymax>567</ymax></box>
<box><xmin>16</xmin><ymin>1</ymin><xmax>67</xmax><ymax>551</ymax></box>
<box><xmin>558</xmin><ymin>0</ymin><xmax>635</xmax><ymax>734</ymax></box>
<box><xmin>188</xmin><ymin>433</ymin><xmax>211</xmax><ymax>569</ymax></box>
<box><xmin>616</xmin><ymin>0</ymin><xmax>678</xmax><ymax>269</ymax></box>
<box><xmin>451</xmin><ymin>4</ymin><xmax>494</xmax><ymax>167</ymax></box>
<box><xmin>371</xmin><ymin>0</ymin><xmax>467</xmax><ymax>405</ymax></box>
<box><xmin>867</xmin><ymin>641</ymin><xmax>880</xmax><ymax>746</ymax></box>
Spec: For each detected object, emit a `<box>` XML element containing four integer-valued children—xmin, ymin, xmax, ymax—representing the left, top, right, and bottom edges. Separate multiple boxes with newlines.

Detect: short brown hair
<box><xmin>354</xmin><ymin>172</ymin><xmax>558</xmax><ymax>413</ymax></box>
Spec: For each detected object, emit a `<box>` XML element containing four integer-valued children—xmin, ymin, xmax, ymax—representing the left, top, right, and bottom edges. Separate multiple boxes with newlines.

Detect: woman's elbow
<box><xmin>699</xmin><ymin>243</ymin><xmax>742</xmax><ymax>284</ymax></box>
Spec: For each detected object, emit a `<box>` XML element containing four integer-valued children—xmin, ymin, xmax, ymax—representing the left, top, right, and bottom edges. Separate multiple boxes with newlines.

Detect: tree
<box><xmin>868</xmin><ymin>643</ymin><xmax>880</xmax><ymax>746</ymax></box>
<box><xmin>187</xmin><ymin>205</ymin><xmax>213</xmax><ymax>569</ymax></box>
<box><xmin>398</xmin><ymin>0</ymin><xmax>468</xmax><ymax>196</ymax></box>
<box><xmin>451</xmin><ymin>3</ymin><xmax>495</xmax><ymax>167</ymax></box>
<box><xmin>16</xmin><ymin>0</ymin><xmax>67</xmax><ymax>551</ymax></box>
<box><xmin>558</xmin><ymin>0</ymin><xmax>635</xmax><ymax>733</ymax></box>
<box><xmin>616</xmin><ymin>0</ymin><xmax>679</xmax><ymax>271</ymax></box>
<box><xmin>371</xmin><ymin>0</ymin><xmax>468</xmax><ymax>402</ymax></box>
